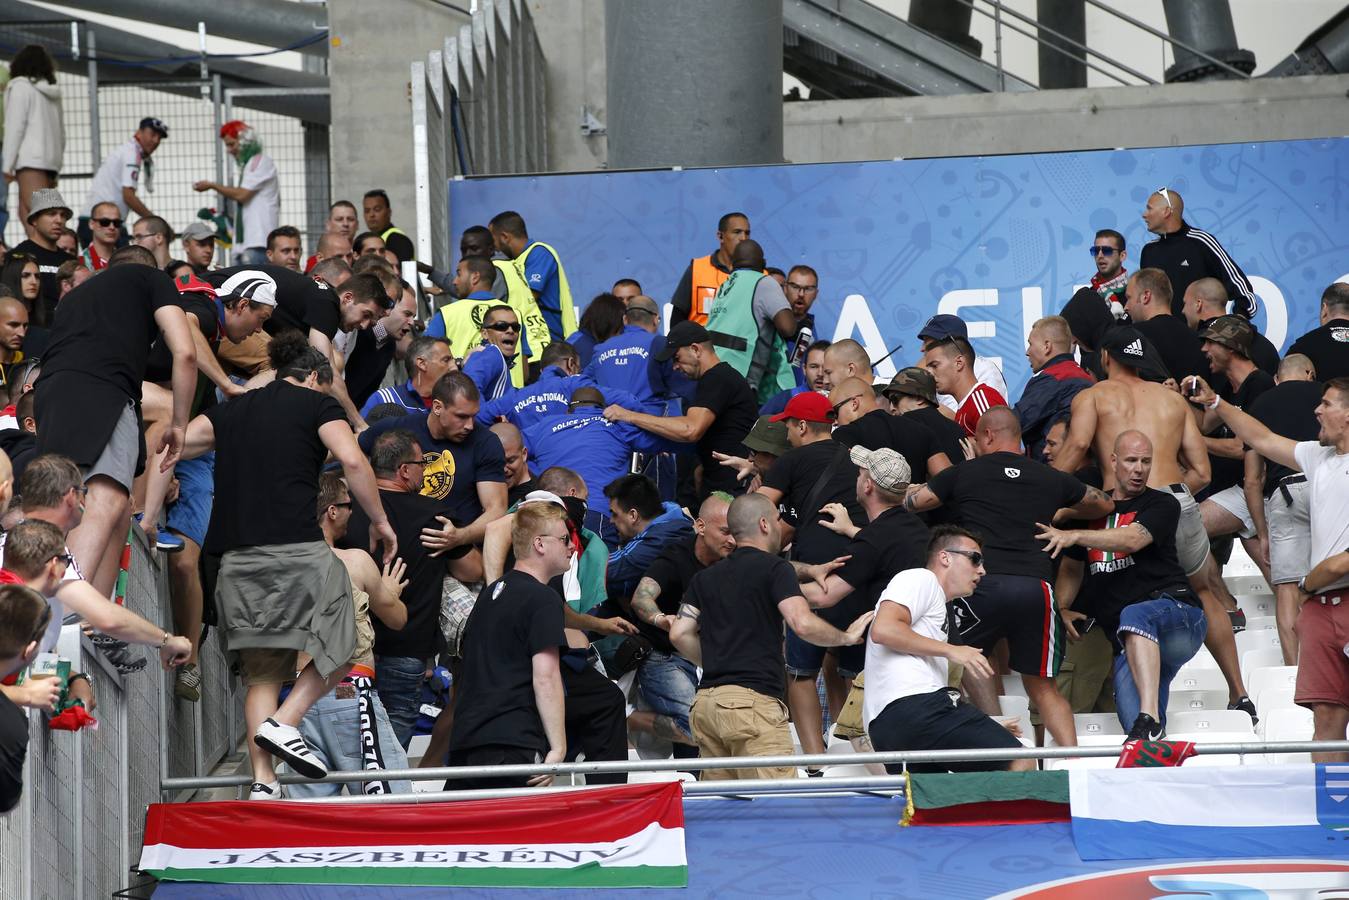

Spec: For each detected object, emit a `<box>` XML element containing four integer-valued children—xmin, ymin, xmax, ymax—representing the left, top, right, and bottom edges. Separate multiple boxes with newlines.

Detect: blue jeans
<box><xmin>637</xmin><ymin>650</ymin><xmax>698</xmax><ymax>735</ymax></box>
<box><xmin>375</xmin><ymin>655</ymin><xmax>427</xmax><ymax>749</ymax></box>
<box><xmin>234</xmin><ymin>246</ymin><xmax>268</xmax><ymax>265</ymax></box>
<box><xmin>1112</xmin><ymin>597</ymin><xmax>1208</xmax><ymax>731</ymax></box>
<box><xmin>286</xmin><ymin>688</ymin><xmax>413</xmax><ymax>798</ymax></box>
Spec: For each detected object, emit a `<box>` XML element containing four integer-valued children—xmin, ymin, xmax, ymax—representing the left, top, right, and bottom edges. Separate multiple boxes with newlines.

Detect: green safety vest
<box><xmin>493</xmin><ymin>259</ymin><xmax>550</xmax><ymax>363</ymax></box>
<box><xmin>705</xmin><ymin>269</ymin><xmax>795</xmax><ymax>404</ymax></box>
<box><xmin>513</xmin><ymin>241</ymin><xmax>578</xmax><ymax>341</ymax></box>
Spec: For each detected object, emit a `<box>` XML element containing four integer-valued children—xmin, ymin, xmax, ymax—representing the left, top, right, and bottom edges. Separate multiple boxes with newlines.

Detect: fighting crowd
<box><xmin>0</xmin><ymin>49</ymin><xmax>1347</xmax><ymax>804</ymax></box>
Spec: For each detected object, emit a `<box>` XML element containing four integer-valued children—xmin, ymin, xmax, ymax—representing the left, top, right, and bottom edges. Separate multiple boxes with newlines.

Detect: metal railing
<box><xmin>161</xmin><ymin>740</ymin><xmax>1349</xmax><ymax>804</ymax></box>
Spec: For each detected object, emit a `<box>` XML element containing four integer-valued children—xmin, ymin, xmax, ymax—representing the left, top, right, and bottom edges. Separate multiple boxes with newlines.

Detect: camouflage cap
<box><xmin>1199</xmin><ymin>315</ymin><xmax>1253</xmax><ymax>356</ymax></box>
<box><xmin>883</xmin><ymin>366</ymin><xmax>937</xmax><ymax>405</ymax></box>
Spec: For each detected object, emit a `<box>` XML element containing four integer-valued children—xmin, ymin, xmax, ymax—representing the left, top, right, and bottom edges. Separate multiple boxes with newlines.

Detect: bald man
<box><xmin>907</xmin><ymin>406</ymin><xmax>1113</xmax><ymax>748</ymax></box>
<box><xmin>490</xmin><ymin>421</ymin><xmax>535</xmax><ymax>504</ymax></box>
<box><xmin>1182</xmin><ymin>277</ymin><xmax>1278</xmax><ymax>375</ymax></box>
<box><xmin>1037</xmin><ymin>430</ymin><xmax>1207</xmax><ymax>742</ymax></box>
<box><xmin>1053</xmin><ymin>325</ymin><xmax>1255</xmax><ymax>718</ymax></box>
<box><xmin>1139</xmin><ymin>186</ymin><xmax>1258</xmax><ymax>319</ymax></box>
<box><xmin>0</xmin><ymin>298</ymin><xmax>29</xmax><ymax>388</ymax></box>
<box><xmin>829</xmin><ymin>376</ymin><xmax>951</xmax><ymax>482</ymax></box>
<box><xmin>820</xmin><ymin>339</ymin><xmax>871</xmax><ymax>393</ymax></box>
<box><xmin>703</xmin><ymin>239</ymin><xmax>800</xmax><ymax>403</ymax></box>
<box><xmin>1016</xmin><ymin>315</ymin><xmax>1094</xmax><ymax>461</ymax></box>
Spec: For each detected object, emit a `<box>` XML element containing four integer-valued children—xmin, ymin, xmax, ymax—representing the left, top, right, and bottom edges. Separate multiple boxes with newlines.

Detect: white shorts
<box><xmin>1163</xmin><ymin>483</ymin><xmax>1211</xmax><ymax>577</ymax></box>
<box><xmin>1206</xmin><ymin>484</ymin><xmax>1257</xmax><ymax>540</ymax></box>
<box><xmin>1265</xmin><ymin>475</ymin><xmax>1311</xmax><ymax>585</ymax></box>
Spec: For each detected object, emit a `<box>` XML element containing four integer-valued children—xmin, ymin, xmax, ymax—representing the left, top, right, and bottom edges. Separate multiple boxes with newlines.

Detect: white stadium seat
<box><xmin>998</xmin><ymin>695</ymin><xmax>1033</xmax><ymax>747</ymax></box>
<box><xmin>1236</xmin><ymin>629</ymin><xmax>1282</xmax><ymax>659</ymax></box>
<box><xmin>1247</xmin><ymin>665</ymin><xmax>1298</xmax><ymax>699</ymax></box>
<box><xmin>1242</xmin><ymin>616</ymin><xmax>1277</xmax><ymax>632</ymax></box>
<box><xmin>1262</xmin><ymin>707</ymin><xmax>1314</xmax><ymax>765</ymax></box>
<box><xmin>1170</xmin><ymin>666</ymin><xmax>1227</xmax><ymax>693</ymax></box>
<box><xmin>1000</xmin><ymin>674</ymin><xmax>1027</xmax><ymax>698</ymax></box>
<box><xmin>1235</xmin><ymin>594</ymin><xmax>1276</xmax><ymax>619</ymax></box>
<box><xmin>1166</xmin><ymin>689</ymin><xmax>1228</xmax><ymax>715</ymax></box>
<box><xmin>1241</xmin><ymin>646</ymin><xmax>1285</xmax><ymax>678</ymax></box>
<box><xmin>1224</xmin><ymin>573</ymin><xmax>1271</xmax><ymax>595</ymax></box>
<box><xmin>1166</xmin><ymin>709</ymin><xmax>1255</xmax><ymax>736</ymax></box>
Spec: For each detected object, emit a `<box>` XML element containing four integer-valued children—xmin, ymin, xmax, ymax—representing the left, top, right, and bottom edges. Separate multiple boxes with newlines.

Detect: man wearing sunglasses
<box><xmin>462</xmin><ymin>304</ymin><xmax>522</xmax><ymax>403</ymax></box>
<box><xmin>1088</xmin><ymin>229</ymin><xmax>1128</xmax><ymax>313</ymax></box>
<box><xmin>865</xmin><ymin>525</ymin><xmax>1034</xmax><ymax>773</ymax></box>
<box><xmin>81</xmin><ymin>202</ymin><xmax>122</xmax><ymax>273</ymax></box>
<box><xmin>1140</xmin><ymin>186</ymin><xmax>1258</xmax><ymax>320</ymax></box>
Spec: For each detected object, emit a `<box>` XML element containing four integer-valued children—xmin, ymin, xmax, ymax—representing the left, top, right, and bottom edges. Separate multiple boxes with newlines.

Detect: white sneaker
<box><xmin>248</xmin><ymin>780</ymin><xmax>283</xmax><ymax>800</ymax></box>
<box><xmin>253</xmin><ymin>717</ymin><xmax>328</xmax><ymax>780</ymax></box>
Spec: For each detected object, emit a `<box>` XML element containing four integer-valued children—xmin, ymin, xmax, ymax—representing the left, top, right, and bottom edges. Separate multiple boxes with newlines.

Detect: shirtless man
<box><xmin>1052</xmin><ymin>325</ymin><xmax>1254</xmax><ymax>718</ymax></box>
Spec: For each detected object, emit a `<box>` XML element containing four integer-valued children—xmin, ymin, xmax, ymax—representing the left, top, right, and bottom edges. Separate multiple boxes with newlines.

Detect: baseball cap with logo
<box><xmin>742</xmin><ymin>415</ymin><xmax>791</xmax><ymax>458</ymax></box>
<box><xmin>218</xmin><ymin>269</ymin><xmax>278</xmax><ymax>307</ymax></box>
<box><xmin>140</xmin><ymin>117</ymin><xmax>169</xmax><ymax>138</ymax></box>
<box><xmin>883</xmin><ymin>366</ymin><xmax>938</xmax><ymax>405</ymax></box>
<box><xmin>1099</xmin><ymin>325</ymin><xmax>1148</xmax><ymax>363</ymax></box>
<box><xmin>849</xmin><ymin>446</ymin><xmax>912</xmax><ymax>493</ymax></box>
<box><xmin>918</xmin><ymin>314</ymin><xmax>968</xmax><ymax>343</ymax></box>
<box><xmin>1199</xmin><ymin>315</ymin><xmax>1253</xmax><ymax>357</ymax></box>
<box><xmin>769</xmin><ymin>390</ymin><xmax>833</xmax><ymax>424</ymax></box>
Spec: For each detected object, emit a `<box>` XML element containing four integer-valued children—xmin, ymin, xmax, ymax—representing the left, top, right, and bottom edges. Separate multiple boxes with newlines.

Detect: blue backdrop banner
<box><xmin>449</xmin><ymin>138</ymin><xmax>1348</xmax><ymax>396</ymax></box>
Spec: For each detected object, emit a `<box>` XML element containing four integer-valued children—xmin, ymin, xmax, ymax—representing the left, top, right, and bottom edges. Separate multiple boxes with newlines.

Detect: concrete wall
<box><xmin>783</xmin><ymin>73</ymin><xmax>1349</xmax><ymax>163</ymax></box>
<box><xmin>528</xmin><ymin>0</ymin><xmax>609</xmax><ymax>173</ymax></box>
<box><xmin>328</xmin><ymin>0</ymin><xmax>469</xmax><ymax>242</ymax></box>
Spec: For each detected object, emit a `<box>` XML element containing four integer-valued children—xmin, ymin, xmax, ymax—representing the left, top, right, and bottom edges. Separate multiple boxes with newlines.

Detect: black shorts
<box><xmin>868</xmin><ymin>687</ymin><xmax>1021</xmax><ymax>774</ymax></box>
<box><xmin>445</xmin><ymin>744</ymin><xmax>539</xmax><ymax>791</ymax></box>
<box><xmin>948</xmin><ymin>573</ymin><xmax>1065</xmax><ymax>678</ymax></box>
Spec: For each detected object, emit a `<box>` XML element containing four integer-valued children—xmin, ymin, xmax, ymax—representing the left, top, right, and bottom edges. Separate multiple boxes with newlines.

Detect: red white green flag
<box><xmin>139</xmin><ymin>781</ymin><xmax>687</xmax><ymax>888</ymax></box>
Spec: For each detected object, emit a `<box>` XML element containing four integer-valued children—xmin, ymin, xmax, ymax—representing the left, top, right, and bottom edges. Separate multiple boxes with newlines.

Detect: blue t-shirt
<box><xmin>358</xmin><ymin>412</ymin><xmax>506</xmax><ymax>526</ymax></box>
<box><xmin>523</xmin><ymin>410</ymin><xmax>678</xmax><ymax>514</ymax></box>
<box><xmin>476</xmin><ymin>365</ymin><xmax>646</xmax><ymax>431</ymax></box>
<box><xmin>566</xmin><ymin>329</ymin><xmax>598</xmax><ymax>368</ymax></box>
<box><xmin>585</xmin><ymin>325</ymin><xmax>662</xmax><ymax>404</ymax></box>
<box><xmin>461</xmin><ymin>343</ymin><xmax>516</xmax><ymax>403</ymax></box>
<box><xmin>522</xmin><ymin>245</ymin><xmax>564</xmax><ymax>340</ymax></box>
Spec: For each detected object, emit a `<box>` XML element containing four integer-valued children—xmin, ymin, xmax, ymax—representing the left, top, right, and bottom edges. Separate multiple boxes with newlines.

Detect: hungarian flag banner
<box><xmin>139</xmin><ymin>781</ymin><xmax>687</xmax><ymax>888</ymax></box>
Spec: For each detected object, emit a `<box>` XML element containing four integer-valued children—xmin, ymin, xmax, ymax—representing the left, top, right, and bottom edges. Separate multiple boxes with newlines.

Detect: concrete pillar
<box><xmin>1161</xmin><ymin>0</ymin><xmax>1255</xmax><ymax>82</ymax></box>
<box><xmin>1037</xmin><ymin>0</ymin><xmax>1086</xmax><ymax>89</ymax></box>
<box><xmin>327</xmin><ymin>0</ymin><xmax>468</xmax><ymax>247</ymax></box>
<box><xmin>605</xmin><ymin>0</ymin><xmax>783</xmax><ymax>169</ymax></box>
<box><xmin>909</xmin><ymin>0</ymin><xmax>982</xmax><ymax>56</ymax></box>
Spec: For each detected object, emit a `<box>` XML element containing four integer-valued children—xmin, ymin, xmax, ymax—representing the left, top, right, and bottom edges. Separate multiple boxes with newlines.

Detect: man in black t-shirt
<box><xmin>757</xmin><ymin>389</ymin><xmax>865</xmax><ymax>762</ymax></box>
<box><xmin>1126</xmin><ymin>268</ymin><xmax>1212</xmax><ymax>388</ymax></box>
<box><xmin>670</xmin><ymin>493</ymin><xmax>872</xmax><ymax>781</ymax></box>
<box><xmin>882</xmin><ymin>367</ymin><xmax>967</xmax><ymax>468</ymax></box>
<box><xmin>182</xmin><ymin>340</ymin><xmax>396</xmax><ymax>795</ymax></box>
<box><xmin>1286</xmin><ymin>283</ymin><xmax>1349</xmax><ymax>383</ymax></box>
<box><xmin>1038</xmin><ymin>430</ymin><xmax>1207</xmax><ymax>743</ymax></box>
<box><xmin>340</xmin><ymin>429</ymin><xmax>466</xmax><ymax>748</ymax></box>
<box><xmin>449</xmin><ymin>502</ymin><xmax>570</xmax><ymax>791</ymax></box>
<box><xmin>830</xmin><ymin>376</ymin><xmax>953</xmax><ymax>482</ymax></box>
<box><xmin>605</xmin><ymin>321</ymin><xmax>757</xmax><ymax>500</ymax></box>
<box><xmin>626</xmin><ymin>491</ymin><xmax>736</xmax><ymax>758</ymax></box>
<box><xmin>907</xmin><ymin>407</ymin><xmax>1114</xmax><ymax>748</ymax></box>
<box><xmin>1244</xmin><ymin>355</ymin><xmax>1321</xmax><ymax>661</ymax></box>
<box><xmin>36</xmin><ymin>259</ymin><xmax>198</xmax><ymax>598</ymax></box>
<box><xmin>359</xmin><ymin>373</ymin><xmax>508</xmax><ymax>559</ymax></box>
<box><xmin>0</xmin><ymin>583</ymin><xmax>49</xmax><ymax>813</ymax></box>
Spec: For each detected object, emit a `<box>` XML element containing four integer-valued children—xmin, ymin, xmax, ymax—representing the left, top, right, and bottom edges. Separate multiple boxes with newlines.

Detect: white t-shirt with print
<box><xmin>1294</xmin><ymin>440</ymin><xmax>1349</xmax><ymax>593</ymax></box>
<box><xmin>237</xmin><ymin>152</ymin><xmax>280</xmax><ymax>251</ymax></box>
<box><xmin>86</xmin><ymin>137</ymin><xmax>142</xmax><ymax>218</ymax></box>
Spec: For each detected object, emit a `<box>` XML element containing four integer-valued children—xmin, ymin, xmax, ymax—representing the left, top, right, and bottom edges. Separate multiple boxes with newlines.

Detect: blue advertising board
<box><xmin>449</xmin><ymin>138</ymin><xmax>1349</xmax><ymax>396</ymax></box>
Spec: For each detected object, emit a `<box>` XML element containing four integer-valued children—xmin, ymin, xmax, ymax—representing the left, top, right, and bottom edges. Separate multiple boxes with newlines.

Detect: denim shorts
<box><xmin>165</xmin><ymin>451</ymin><xmax>215</xmax><ymax>547</ymax></box>
<box><xmin>286</xmin><ymin>688</ymin><xmax>412</xmax><ymax>798</ymax></box>
<box><xmin>785</xmin><ymin>627</ymin><xmax>865</xmax><ymax>680</ymax></box>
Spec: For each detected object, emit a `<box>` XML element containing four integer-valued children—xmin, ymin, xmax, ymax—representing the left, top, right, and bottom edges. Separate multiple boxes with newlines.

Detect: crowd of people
<box><xmin>0</xmin><ymin>49</ymin><xmax>1346</xmax><ymax>807</ymax></box>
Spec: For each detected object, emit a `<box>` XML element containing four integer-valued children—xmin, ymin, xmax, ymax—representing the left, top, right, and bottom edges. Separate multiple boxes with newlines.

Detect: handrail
<box><xmin>160</xmin><ymin>739</ymin><xmax>1349</xmax><ymax>794</ymax></box>
<box><xmin>1079</xmin><ymin>0</ymin><xmax>1253</xmax><ymax>80</ymax></box>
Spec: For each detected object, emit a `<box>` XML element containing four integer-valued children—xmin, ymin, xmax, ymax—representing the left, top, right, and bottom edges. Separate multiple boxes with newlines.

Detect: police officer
<box><xmin>476</xmin><ymin>342</ymin><xmax>646</xmax><ymax>431</ymax></box>
<box><xmin>585</xmin><ymin>295</ymin><xmax>663</xmax><ymax>405</ymax></box>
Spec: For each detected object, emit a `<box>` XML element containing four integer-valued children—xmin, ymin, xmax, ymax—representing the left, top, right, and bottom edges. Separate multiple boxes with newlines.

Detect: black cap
<box><xmin>140</xmin><ymin>117</ymin><xmax>168</xmax><ymax>138</ymax></box>
<box><xmin>1099</xmin><ymin>325</ymin><xmax>1148</xmax><ymax>363</ymax></box>
<box><xmin>654</xmin><ymin>321</ymin><xmax>712</xmax><ymax>362</ymax></box>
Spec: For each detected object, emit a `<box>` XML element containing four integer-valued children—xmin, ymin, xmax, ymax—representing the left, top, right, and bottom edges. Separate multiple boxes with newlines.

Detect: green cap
<box><xmin>742</xmin><ymin>415</ymin><xmax>790</xmax><ymax>458</ymax></box>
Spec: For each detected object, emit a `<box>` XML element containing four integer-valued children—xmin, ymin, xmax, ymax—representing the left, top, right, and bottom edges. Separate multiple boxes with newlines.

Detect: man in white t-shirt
<box><xmin>83</xmin><ymin>117</ymin><xmax>166</xmax><ymax>229</ymax></box>
<box><xmin>917</xmin><ymin>314</ymin><xmax>1008</xmax><ymax>411</ymax></box>
<box><xmin>193</xmin><ymin>120</ymin><xmax>280</xmax><ymax>266</ymax></box>
<box><xmin>1184</xmin><ymin>373</ymin><xmax>1349</xmax><ymax>763</ymax></box>
<box><xmin>864</xmin><ymin>524</ymin><xmax>1032</xmax><ymax>773</ymax></box>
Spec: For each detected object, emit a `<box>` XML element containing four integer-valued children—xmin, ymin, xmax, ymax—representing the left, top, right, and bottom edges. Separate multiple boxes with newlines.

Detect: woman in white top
<box><xmin>2</xmin><ymin>45</ymin><xmax>63</xmax><ymax>239</ymax></box>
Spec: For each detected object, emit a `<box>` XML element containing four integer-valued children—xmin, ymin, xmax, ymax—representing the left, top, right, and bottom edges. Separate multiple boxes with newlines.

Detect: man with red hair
<box><xmin>193</xmin><ymin>120</ymin><xmax>280</xmax><ymax>266</ymax></box>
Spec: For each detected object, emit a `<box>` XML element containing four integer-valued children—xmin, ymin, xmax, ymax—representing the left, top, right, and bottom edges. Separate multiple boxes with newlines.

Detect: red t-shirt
<box><xmin>954</xmin><ymin>383</ymin><xmax>1007</xmax><ymax>437</ymax></box>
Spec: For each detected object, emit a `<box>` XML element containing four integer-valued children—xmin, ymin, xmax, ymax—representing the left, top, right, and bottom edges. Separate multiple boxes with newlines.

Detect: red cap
<box><xmin>769</xmin><ymin>391</ymin><xmax>833</xmax><ymax>424</ymax></box>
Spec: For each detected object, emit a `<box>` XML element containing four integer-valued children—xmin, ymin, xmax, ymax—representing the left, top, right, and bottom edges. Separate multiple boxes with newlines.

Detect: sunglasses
<box><xmin>1155</xmin><ymin>186</ymin><xmax>1174</xmax><ymax>209</ymax></box>
<box><xmin>331</xmin><ymin>501</ymin><xmax>353</xmax><ymax>509</ymax></box>
<box><xmin>827</xmin><ymin>395</ymin><xmax>863</xmax><ymax>421</ymax></box>
<box><xmin>945</xmin><ymin>548</ymin><xmax>984</xmax><ymax>567</ymax></box>
<box><xmin>92</xmin><ymin>217</ymin><xmax>124</xmax><ymax>228</ymax></box>
<box><xmin>53</xmin><ymin>552</ymin><xmax>74</xmax><ymax>566</ymax></box>
<box><xmin>485</xmin><ymin>321</ymin><xmax>521</xmax><ymax>333</ymax></box>
<box><xmin>1088</xmin><ymin>246</ymin><xmax>1118</xmax><ymax>257</ymax></box>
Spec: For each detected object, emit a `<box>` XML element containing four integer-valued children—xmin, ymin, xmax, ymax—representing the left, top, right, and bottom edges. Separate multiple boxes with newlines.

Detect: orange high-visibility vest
<box><xmin>689</xmin><ymin>254</ymin><xmax>731</xmax><ymax>326</ymax></box>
